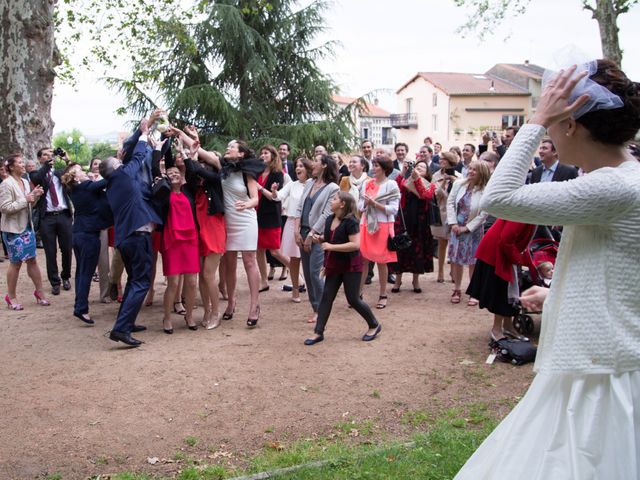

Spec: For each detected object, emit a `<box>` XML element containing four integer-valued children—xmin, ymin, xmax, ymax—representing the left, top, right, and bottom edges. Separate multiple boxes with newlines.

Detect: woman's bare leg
<box><xmin>242</xmin><ymin>251</ymin><xmax>260</xmax><ymax>319</ymax></box>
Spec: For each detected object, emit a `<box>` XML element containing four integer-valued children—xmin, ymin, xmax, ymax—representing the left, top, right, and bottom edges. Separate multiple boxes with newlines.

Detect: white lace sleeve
<box><xmin>481</xmin><ymin>124</ymin><xmax>637</xmax><ymax>225</ymax></box>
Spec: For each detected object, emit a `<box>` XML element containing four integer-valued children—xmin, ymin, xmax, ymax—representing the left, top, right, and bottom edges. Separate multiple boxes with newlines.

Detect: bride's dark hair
<box><xmin>577</xmin><ymin>59</ymin><xmax>640</xmax><ymax>145</ymax></box>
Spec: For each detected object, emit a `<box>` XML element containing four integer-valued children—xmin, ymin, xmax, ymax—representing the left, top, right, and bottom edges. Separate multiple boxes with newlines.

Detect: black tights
<box><xmin>314</xmin><ymin>271</ymin><xmax>378</xmax><ymax>336</ymax></box>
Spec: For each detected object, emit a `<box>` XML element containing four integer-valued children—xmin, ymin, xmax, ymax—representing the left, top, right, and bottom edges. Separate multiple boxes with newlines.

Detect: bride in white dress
<box><xmin>455</xmin><ymin>61</ymin><xmax>640</xmax><ymax>479</ymax></box>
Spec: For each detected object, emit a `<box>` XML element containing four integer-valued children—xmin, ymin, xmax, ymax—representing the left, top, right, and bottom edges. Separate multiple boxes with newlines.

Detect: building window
<box><xmin>405</xmin><ymin>98</ymin><xmax>413</xmax><ymax>114</ymax></box>
<box><xmin>381</xmin><ymin>127</ymin><xmax>392</xmax><ymax>145</ymax></box>
<box><xmin>363</xmin><ymin>127</ymin><xmax>369</xmax><ymax>139</ymax></box>
<box><xmin>501</xmin><ymin>114</ymin><xmax>526</xmax><ymax>129</ymax></box>
<box><xmin>432</xmin><ymin>114</ymin><xmax>438</xmax><ymax>132</ymax></box>
<box><xmin>432</xmin><ymin>93</ymin><xmax>437</xmax><ymax>107</ymax></box>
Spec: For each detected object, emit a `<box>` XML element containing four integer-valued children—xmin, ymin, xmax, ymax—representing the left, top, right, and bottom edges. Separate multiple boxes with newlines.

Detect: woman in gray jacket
<box><xmin>295</xmin><ymin>154</ymin><xmax>339</xmax><ymax>324</ymax></box>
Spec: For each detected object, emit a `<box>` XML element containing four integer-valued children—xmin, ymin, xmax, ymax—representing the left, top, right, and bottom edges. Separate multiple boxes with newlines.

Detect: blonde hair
<box><xmin>465</xmin><ymin>160</ymin><xmax>491</xmax><ymax>190</ymax></box>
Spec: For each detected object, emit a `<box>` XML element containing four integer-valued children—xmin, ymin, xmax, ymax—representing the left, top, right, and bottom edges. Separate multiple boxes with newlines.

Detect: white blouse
<box><xmin>274</xmin><ymin>178</ymin><xmax>310</xmax><ymax>218</ymax></box>
<box><xmin>481</xmin><ymin>123</ymin><xmax>640</xmax><ymax>374</ymax></box>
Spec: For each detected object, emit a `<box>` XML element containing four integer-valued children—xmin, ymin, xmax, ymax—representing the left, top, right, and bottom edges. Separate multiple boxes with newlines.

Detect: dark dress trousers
<box><xmin>106</xmin><ymin>139</ymin><xmax>163</xmax><ymax>334</ymax></box>
<box><xmin>29</xmin><ymin>163</ymin><xmax>73</xmax><ymax>288</ymax></box>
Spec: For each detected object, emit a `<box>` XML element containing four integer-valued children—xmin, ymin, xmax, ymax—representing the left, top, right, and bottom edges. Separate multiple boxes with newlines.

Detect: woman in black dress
<box><xmin>393</xmin><ymin>160</ymin><xmax>436</xmax><ymax>293</ymax></box>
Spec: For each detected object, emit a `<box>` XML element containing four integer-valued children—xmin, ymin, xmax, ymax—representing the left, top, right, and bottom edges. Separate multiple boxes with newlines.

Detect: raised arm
<box><xmin>480</xmin><ymin>124</ymin><xmax>636</xmax><ymax>225</ymax></box>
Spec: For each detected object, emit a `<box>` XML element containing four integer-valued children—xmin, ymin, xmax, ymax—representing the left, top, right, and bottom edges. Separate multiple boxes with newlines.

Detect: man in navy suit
<box><xmin>529</xmin><ymin>138</ymin><xmax>579</xmax><ymax>184</ymax></box>
<box><xmin>100</xmin><ymin>118</ymin><xmax>162</xmax><ymax>347</ymax></box>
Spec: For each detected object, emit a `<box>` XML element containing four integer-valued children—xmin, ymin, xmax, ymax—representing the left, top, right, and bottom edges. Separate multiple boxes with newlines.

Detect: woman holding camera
<box><xmin>431</xmin><ymin>152</ymin><xmax>463</xmax><ymax>282</ymax></box>
<box><xmin>392</xmin><ymin>160</ymin><xmax>436</xmax><ymax>293</ymax></box>
<box><xmin>0</xmin><ymin>154</ymin><xmax>48</xmax><ymax>310</ymax></box>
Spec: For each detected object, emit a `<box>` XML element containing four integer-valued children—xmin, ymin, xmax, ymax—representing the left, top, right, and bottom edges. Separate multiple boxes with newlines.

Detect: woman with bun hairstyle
<box><xmin>61</xmin><ymin>163</ymin><xmax>112</xmax><ymax>324</ymax></box>
<box><xmin>454</xmin><ymin>61</ymin><xmax>640</xmax><ymax>479</ymax></box>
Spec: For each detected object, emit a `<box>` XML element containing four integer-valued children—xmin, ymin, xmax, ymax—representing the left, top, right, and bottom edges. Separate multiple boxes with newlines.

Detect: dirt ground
<box><xmin>0</xmin><ymin>251</ymin><xmax>536</xmax><ymax>479</ymax></box>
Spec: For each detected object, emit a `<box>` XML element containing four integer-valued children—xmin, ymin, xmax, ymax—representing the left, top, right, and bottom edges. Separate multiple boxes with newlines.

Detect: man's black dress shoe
<box><xmin>282</xmin><ymin>284</ymin><xmax>306</xmax><ymax>292</ymax></box>
<box><xmin>109</xmin><ymin>330</ymin><xmax>142</xmax><ymax>346</ymax></box>
<box><xmin>304</xmin><ymin>334</ymin><xmax>324</xmax><ymax>346</ymax></box>
<box><xmin>73</xmin><ymin>312</ymin><xmax>94</xmax><ymax>325</ymax></box>
<box><xmin>51</xmin><ymin>284</ymin><xmax>61</xmax><ymax>296</ymax></box>
<box><xmin>365</xmin><ymin>275</ymin><xmax>373</xmax><ymax>285</ymax></box>
<box><xmin>131</xmin><ymin>324</ymin><xmax>147</xmax><ymax>332</ymax></box>
<box><xmin>62</xmin><ymin>279</ymin><xmax>71</xmax><ymax>291</ymax></box>
<box><xmin>387</xmin><ymin>274</ymin><xmax>396</xmax><ymax>285</ymax></box>
<box><xmin>362</xmin><ymin>324</ymin><xmax>382</xmax><ymax>342</ymax></box>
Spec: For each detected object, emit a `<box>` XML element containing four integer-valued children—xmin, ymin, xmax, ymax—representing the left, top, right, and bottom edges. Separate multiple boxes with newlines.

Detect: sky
<box><xmin>51</xmin><ymin>0</ymin><xmax>640</xmax><ymax>137</ymax></box>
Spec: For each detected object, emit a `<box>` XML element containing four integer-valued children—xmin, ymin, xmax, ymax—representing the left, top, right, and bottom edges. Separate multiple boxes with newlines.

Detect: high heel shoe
<box><xmin>247</xmin><ymin>305</ymin><xmax>260</xmax><ymax>328</ymax></box>
<box><xmin>185</xmin><ymin>317</ymin><xmax>198</xmax><ymax>331</ymax></box>
<box><xmin>5</xmin><ymin>294</ymin><xmax>23</xmax><ymax>311</ymax></box>
<box><xmin>173</xmin><ymin>301</ymin><xmax>186</xmax><ymax>315</ymax></box>
<box><xmin>204</xmin><ymin>312</ymin><xmax>221</xmax><ymax>330</ymax></box>
<box><xmin>162</xmin><ymin>319</ymin><xmax>173</xmax><ymax>335</ymax></box>
<box><xmin>34</xmin><ymin>291</ymin><xmax>51</xmax><ymax>306</ymax></box>
<box><xmin>223</xmin><ymin>300</ymin><xmax>235</xmax><ymax>320</ymax></box>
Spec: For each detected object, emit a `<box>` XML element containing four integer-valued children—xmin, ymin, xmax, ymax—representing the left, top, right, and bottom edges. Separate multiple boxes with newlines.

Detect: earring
<box><xmin>566</xmin><ymin>132</ymin><xmax>570</xmax><ymax>137</ymax></box>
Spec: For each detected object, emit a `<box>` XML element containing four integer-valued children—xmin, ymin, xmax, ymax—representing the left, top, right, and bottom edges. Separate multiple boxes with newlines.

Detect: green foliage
<box><xmin>90</xmin><ymin>142</ymin><xmax>118</xmax><ymax>160</ymax></box>
<box><xmin>52</xmin><ymin>129</ymin><xmax>91</xmax><ymax>165</ymax></box>
<box><xmin>56</xmin><ymin>1</ymin><xmax>358</xmax><ymax>153</ymax></box>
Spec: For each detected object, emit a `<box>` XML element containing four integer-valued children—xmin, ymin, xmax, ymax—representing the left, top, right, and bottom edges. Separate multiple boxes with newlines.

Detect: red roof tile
<box><xmin>397</xmin><ymin>72</ymin><xmax>530</xmax><ymax>96</ymax></box>
<box><xmin>332</xmin><ymin>95</ymin><xmax>390</xmax><ymax>117</ymax></box>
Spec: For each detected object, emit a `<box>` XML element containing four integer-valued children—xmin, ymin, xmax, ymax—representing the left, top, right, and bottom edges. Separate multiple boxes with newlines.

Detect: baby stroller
<box><xmin>512</xmin><ymin>226</ymin><xmax>560</xmax><ymax>335</ymax></box>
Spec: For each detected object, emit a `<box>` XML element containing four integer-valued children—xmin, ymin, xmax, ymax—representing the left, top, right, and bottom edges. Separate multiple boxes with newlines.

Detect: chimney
<box><xmin>524</xmin><ymin>59</ymin><xmax>530</xmax><ymax>65</ymax></box>
<box><xmin>489</xmin><ymin>80</ymin><xmax>495</xmax><ymax>92</ymax></box>
<box><xmin>374</xmin><ymin>98</ymin><xmax>379</xmax><ymax>105</ymax></box>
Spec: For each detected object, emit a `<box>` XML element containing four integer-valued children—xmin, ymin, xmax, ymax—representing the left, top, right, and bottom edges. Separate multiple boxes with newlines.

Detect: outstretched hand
<box><xmin>530</xmin><ymin>65</ymin><xmax>590</xmax><ymax>128</ymax></box>
<box><xmin>184</xmin><ymin>125</ymin><xmax>199</xmax><ymax>141</ymax></box>
<box><xmin>140</xmin><ymin>118</ymin><xmax>149</xmax><ymax>135</ymax></box>
<box><xmin>189</xmin><ymin>140</ymin><xmax>201</xmax><ymax>160</ymax></box>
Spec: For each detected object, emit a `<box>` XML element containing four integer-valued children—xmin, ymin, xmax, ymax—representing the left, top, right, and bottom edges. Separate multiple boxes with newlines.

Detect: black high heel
<box><xmin>184</xmin><ymin>317</ymin><xmax>198</xmax><ymax>331</ymax></box>
<box><xmin>247</xmin><ymin>305</ymin><xmax>260</xmax><ymax>328</ymax></box>
<box><xmin>222</xmin><ymin>306</ymin><xmax>235</xmax><ymax>320</ymax></box>
<box><xmin>163</xmin><ymin>318</ymin><xmax>173</xmax><ymax>334</ymax></box>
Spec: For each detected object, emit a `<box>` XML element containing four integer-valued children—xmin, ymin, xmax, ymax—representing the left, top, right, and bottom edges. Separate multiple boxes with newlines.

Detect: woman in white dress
<box><xmin>219</xmin><ymin>140</ymin><xmax>265</xmax><ymax>327</ymax></box>
<box><xmin>454</xmin><ymin>61</ymin><xmax>640</xmax><ymax>479</ymax></box>
<box><xmin>271</xmin><ymin>157</ymin><xmax>312</xmax><ymax>303</ymax></box>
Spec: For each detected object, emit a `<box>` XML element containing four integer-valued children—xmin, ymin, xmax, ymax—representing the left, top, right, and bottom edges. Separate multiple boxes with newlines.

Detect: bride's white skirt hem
<box><xmin>454</xmin><ymin>371</ymin><xmax>640</xmax><ymax>479</ymax></box>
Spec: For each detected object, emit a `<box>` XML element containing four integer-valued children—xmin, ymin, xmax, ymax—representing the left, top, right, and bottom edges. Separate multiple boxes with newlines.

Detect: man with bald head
<box><xmin>100</xmin><ymin>118</ymin><xmax>163</xmax><ymax>347</ymax></box>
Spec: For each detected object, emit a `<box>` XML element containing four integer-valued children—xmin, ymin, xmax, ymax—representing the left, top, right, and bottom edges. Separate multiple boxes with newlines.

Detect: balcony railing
<box><xmin>390</xmin><ymin>113</ymin><xmax>418</xmax><ymax>129</ymax></box>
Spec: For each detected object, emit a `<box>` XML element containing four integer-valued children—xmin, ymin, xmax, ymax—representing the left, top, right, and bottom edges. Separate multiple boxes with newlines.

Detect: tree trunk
<box><xmin>0</xmin><ymin>0</ymin><xmax>58</xmax><ymax>162</ymax></box>
<box><xmin>593</xmin><ymin>0</ymin><xmax>623</xmax><ymax>66</ymax></box>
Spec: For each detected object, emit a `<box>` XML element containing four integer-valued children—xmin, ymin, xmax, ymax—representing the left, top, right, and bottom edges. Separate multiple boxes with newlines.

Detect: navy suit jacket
<box><xmin>69</xmin><ymin>179</ymin><xmax>113</xmax><ymax>233</ymax></box>
<box><xmin>529</xmin><ymin>163</ymin><xmax>579</xmax><ymax>184</ymax></box>
<box><xmin>107</xmin><ymin>140</ymin><xmax>162</xmax><ymax>247</ymax></box>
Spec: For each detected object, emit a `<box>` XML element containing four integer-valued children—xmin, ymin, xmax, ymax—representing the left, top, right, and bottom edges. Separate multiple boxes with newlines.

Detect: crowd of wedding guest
<box><xmin>3</xmin><ymin>110</ymin><xmax>638</xmax><ymax>347</ymax></box>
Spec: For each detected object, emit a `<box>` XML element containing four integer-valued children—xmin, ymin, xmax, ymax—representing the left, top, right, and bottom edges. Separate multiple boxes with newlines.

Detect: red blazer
<box><xmin>475</xmin><ymin>219</ymin><xmax>535</xmax><ymax>282</ymax></box>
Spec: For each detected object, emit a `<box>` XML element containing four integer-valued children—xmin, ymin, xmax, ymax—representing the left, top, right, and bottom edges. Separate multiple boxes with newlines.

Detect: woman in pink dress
<box><xmin>358</xmin><ymin>155</ymin><xmax>400</xmax><ymax>309</ymax></box>
<box><xmin>158</xmin><ymin>166</ymin><xmax>200</xmax><ymax>334</ymax></box>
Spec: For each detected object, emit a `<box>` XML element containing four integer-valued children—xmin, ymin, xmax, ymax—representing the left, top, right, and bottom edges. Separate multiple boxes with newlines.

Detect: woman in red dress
<box><xmin>158</xmin><ymin>166</ymin><xmax>200</xmax><ymax>333</ymax></box>
<box><xmin>183</xmin><ymin>140</ymin><xmax>227</xmax><ymax>330</ymax></box>
<box><xmin>256</xmin><ymin>145</ymin><xmax>290</xmax><ymax>291</ymax></box>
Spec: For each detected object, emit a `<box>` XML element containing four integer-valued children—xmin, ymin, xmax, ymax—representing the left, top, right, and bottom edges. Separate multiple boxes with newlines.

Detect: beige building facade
<box><xmin>392</xmin><ymin>71</ymin><xmax>532</xmax><ymax>154</ymax></box>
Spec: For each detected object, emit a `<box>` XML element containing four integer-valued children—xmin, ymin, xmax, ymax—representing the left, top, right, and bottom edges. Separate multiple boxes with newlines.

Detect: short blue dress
<box><xmin>447</xmin><ymin>188</ymin><xmax>483</xmax><ymax>265</ymax></box>
<box><xmin>2</xmin><ymin>227</ymin><xmax>37</xmax><ymax>263</ymax></box>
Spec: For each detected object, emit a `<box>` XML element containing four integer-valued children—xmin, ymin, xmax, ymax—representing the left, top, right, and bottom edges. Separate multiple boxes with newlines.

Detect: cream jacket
<box><xmin>0</xmin><ymin>176</ymin><xmax>36</xmax><ymax>234</ymax></box>
<box><xmin>446</xmin><ymin>179</ymin><xmax>487</xmax><ymax>232</ymax></box>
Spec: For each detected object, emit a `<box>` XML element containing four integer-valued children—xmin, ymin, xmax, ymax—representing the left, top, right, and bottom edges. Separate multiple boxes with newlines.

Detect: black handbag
<box><xmin>387</xmin><ymin>205</ymin><xmax>412</xmax><ymax>252</ymax></box>
<box><xmin>490</xmin><ymin>338</ymin><xmax>537</xmax><ymax>365</ymax></box>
